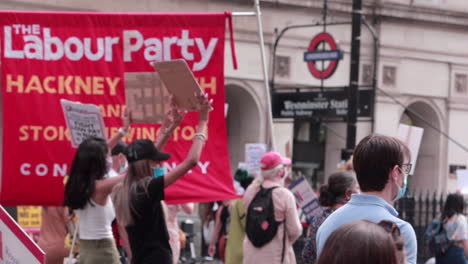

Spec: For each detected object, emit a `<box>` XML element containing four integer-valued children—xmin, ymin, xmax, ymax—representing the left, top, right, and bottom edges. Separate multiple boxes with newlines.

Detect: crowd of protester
<box><xmin>37</xmin><ymin>96</ymin><xmax>468</xmax><ymax>264</ymax></box>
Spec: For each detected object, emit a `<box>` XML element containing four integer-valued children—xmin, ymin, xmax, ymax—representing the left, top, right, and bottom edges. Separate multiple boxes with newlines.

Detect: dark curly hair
<box><xmin>319</xmin><ymin>171</ymin><xmax>357</xmax><ymax>207</ymax></box>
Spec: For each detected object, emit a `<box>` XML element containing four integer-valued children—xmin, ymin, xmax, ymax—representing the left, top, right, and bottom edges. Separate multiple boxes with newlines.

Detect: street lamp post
<box><xmin>345</xmin><ymin>0</ymin><xmax>362</xmax><ymax>159</ymax></box>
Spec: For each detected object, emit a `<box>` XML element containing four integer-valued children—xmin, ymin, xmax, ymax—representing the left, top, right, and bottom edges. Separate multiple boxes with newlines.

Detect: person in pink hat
<box><xmin>242</xmin><ymin>152</ymin><xmax>302</xmax><ymax>264</ymax></box>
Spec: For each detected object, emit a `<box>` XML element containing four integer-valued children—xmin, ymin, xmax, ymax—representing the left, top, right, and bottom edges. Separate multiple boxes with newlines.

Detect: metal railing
<box><xmin>394</xmin><ymin>192</ymin><xmax>453</xmax><ymax>264</ymax></box>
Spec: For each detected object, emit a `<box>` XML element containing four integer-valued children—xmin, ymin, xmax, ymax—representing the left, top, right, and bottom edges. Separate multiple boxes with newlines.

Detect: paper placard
<box><xmin>289</xmin><ymin>176</ymin><xmax>321</xmax><ymax>222</ymax></box>
<box><xmin>17</xmin><ymin>206</ymin><xmax>42</xmax><ymax>233</ymax></box>
<box><xmin>61</xmin><ymin>99</ymin><xmax>106</xmax><ymax>148</ymax></box>
<box><xmin>125</xmin><ymin>71</ymin><xmax>171</xmax><ymax>124</ymax></box>
<box><xmin>152</xmin><ymin>59</ymin><xmax>203</xmax><ymax>111</ymax></box>
<box><xmin>457</xmin><ymin>170</ymin><xmax>468</xmax><ymax>194</ymax></box>
<box><xmin>245</xmin><ymin>144</ymin><xmax>267</xmax><ymax>177</ymax></box>
<box><xmin>396</xmin><ymin>124</ymin><xmax>424</xmax><ymax>175</ymax></box>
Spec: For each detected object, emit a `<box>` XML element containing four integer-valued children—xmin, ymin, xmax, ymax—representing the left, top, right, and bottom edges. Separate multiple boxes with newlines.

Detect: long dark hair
<box><xmin>442</xmin><ymin>193</ymin><xmax>465</xmax><ymax>219</ymax></box>
<box><xmin>63</xmin><ymin>137</ymin><xmax>108</xmax><ymax>210</ymax></box>
<box><xmin>319</xmin><ymin>171</ymin><xmax>357</xmax><ymax>207</ymax></box>
<box><xmin>113</xmin><ymin>159</ymin><xmax>152</xmax><ymax>226</ymax></box>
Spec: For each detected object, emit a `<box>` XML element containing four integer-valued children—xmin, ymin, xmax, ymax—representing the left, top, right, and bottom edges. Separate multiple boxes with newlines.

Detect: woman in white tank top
<box><xmin>63</xmin><ymin>111</ymin><xmax>131</xmax><ymax>264</ymax></box>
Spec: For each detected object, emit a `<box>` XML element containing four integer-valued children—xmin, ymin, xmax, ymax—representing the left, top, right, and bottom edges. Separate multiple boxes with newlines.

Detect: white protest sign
<box><xmin>237</xmin><ymin>162</ymin><xmax>247</xmax><ymax>170</ymax></box>
<box><xmin>457</xmin><ymin>170</ymin><xmax>468</xmax><ymax>194</ymax></box>
<box><xmin>61</xmin><ymin>99</ymin><xmax>107</xmax><ymax>148</ymax></box>
<box><xmin>396</xmin><ymin>124</ymin><xmax>424</xmax><ymax>175</ymax></box>
<box><xmin>289</xmin><ymin>176</ymin><xmax>321</xmax><ymax>222</ymax></box>
<box><xmin>245</xmin><ymin>143</ymin><xmax>267</xmax><ymax>177</ymax></box>
<box><xmin>0</xmin><ymin>206</ymin><xmax>45</xmax><ymax>264</ymax></box>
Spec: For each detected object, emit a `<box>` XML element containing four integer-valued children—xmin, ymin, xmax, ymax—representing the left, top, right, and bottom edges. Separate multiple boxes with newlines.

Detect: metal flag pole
<box><xmin>254</xmin><ymin>0</ymin><xmax>276</xmax><ymax>151</ymax></box>
<box><xmin>231</xmin><ymin>2</ymin><xmax>276</xmax><ymax>151</ymax></box>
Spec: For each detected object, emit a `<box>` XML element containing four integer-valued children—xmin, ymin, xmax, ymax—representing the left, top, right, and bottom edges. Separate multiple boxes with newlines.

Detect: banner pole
<box><xmin>253</xmin><ymin>0</ymin><xmax>276</xmax><ymax>151</ymax></box>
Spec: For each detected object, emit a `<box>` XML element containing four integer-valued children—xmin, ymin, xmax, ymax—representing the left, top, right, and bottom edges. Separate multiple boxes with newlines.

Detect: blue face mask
<box><xmin>119</xmin><ymin>161</ymin><xmax>128</xmax><ymax>174</ymax></box>
<box><xmin>393</xmin><ymin>174</ymin><xmax>408</xmax><ymax>201</ymax></box>
<box><xmin>153</xmin><ymin>167</ymin><xmax>165</xmax><ymax>178</ymax></box>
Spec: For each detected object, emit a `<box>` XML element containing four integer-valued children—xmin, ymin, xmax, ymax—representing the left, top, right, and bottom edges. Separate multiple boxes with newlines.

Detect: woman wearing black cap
<box><xmin>113</xmin><ymin>92</ymin><xmax>212</xmax><ymax>264</ymax></box>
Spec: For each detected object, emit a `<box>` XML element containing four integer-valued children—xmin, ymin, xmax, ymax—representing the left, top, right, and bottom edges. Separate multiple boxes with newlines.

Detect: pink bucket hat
<box><xmin>260</xmin><ymin>152</ymin><xmax>291</xmax><ymax>170</ymax></box>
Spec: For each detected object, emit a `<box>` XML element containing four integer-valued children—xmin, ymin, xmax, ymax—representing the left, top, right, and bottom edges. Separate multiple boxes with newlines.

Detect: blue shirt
<box><xmin>316</xmin><ymin>194</ymin><xmax>417</xmax><ymax>264</ymax></box>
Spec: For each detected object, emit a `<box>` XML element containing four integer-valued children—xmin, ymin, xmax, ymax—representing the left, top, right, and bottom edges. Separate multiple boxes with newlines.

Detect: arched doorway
<box><xmin>400</xmin><ymin>101</ymin><xmax>441</xmax><ymax>193</ymax></box>
<box><xmin>225</xmin><ymin>83</ymin><xmax>262</xmax><ymax>173</ymax></box>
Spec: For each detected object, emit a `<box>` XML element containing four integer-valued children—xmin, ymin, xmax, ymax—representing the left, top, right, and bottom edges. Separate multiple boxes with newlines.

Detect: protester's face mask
<box><xmin>119</xmin><ymin>160</ymin><xmax>128</xmax><ymax>174</ymax></box>
<box><xmin>393</xmin><ymin>169</ymin><xmax>408</xmax><ymax>201</ymax></box>
<box><xmin>150</xmin><ymin>161</ymin><xmax>164</xmax><ymax>178</ymax></box>
<box><xmin>153</xmin><ymin>167</ymin><xmax>165</xmax><ymax>178</ymax></box>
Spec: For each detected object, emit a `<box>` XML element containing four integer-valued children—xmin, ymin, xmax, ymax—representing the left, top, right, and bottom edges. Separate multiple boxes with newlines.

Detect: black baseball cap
<box><xmin>125</xmin><ymin>139</ymin><xmax>171</xmax><ymax>163</ymax></box>
<box><xmin>111</xmin><ymin>141</ymin><xmax>127</xmax><ymax>156</ymax></box>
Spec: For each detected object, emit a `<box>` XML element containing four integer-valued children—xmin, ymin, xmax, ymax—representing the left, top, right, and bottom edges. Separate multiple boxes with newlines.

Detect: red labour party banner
<box><xmin>0</xmin><ymin>11</ymin><xmax>236</xmax><ymax>205</ymax></box>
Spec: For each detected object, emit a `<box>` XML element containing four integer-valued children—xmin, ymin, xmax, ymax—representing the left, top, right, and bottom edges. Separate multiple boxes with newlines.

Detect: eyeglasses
<box><xmin>398</xmin><ymin>163</ymin><xmax>412</xmax><ymax>174</ymax></box>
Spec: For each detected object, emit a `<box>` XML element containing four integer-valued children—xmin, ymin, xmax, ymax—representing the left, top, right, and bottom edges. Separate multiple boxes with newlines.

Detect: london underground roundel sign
<box><xmin>304</xmin><ymin>32</ymin><xmax>343</xmax><ymax>80</ymax></box>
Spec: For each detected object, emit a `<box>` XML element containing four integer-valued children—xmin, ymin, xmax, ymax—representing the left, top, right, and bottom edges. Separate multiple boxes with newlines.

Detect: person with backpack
<box><xmin>429</xmin><ymin>193</ymin><xmax>468</xmax><ymax>264</ymax></box>
<box><xmin>243</xmin><ymin>151</ymin><xmax>302</xmax><ymax>264</ymax></box>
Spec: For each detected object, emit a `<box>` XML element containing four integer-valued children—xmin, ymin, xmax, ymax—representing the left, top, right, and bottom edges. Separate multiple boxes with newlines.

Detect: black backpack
<box><xmin>424</xmin><ymin>219</ymin><xmax>450</xmax><ymax>256</ymax></box>
<box><xmin>246</xmin><ymin>185</ymin><xmax>288</xmax><ymax>261</ymax></box>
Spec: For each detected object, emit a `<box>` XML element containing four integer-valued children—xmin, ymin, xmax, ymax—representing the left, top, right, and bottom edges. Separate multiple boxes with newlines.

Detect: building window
<box><xmin>275</xmin><ymin>55</ymin><xmax>290</xmax><ymax>78</ymax></box>
<box><xmin>383</xmin><ymin>65</ymin><xmax>397</xmax><ymax>87</ymax></box>
<box><xmin>362</xmin><ymin>64</ymin><xmax>373</xmax><ymax>85</ymax></box>
<box><xmin>455</xmin><ymin>74</ymin><xmax>467</xmax><ymax>94</ymax></box>
<box><xmin>296</xmin><ymin>122</ymin><xmax>310</xmax><ymax>142</ymax></box>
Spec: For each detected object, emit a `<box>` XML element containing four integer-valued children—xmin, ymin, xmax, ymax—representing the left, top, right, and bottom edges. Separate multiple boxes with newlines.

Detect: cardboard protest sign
<box><xmin>0</xmin><ymin>11</ymin><xmax>236</xmax><ymax>205</ymax></box>
<box><xmin>125</xmin><ymin>71</ymin><xmax>171</xmax><ymax>124</ymax></box>
<box><xmin>245</xmin><ymin>143</ymin><xmax>267</xmax><ymax>177</ymax></box>
<box><xmin>396</xmin><ymin>124</ymin><xmax>424</xmax><ymax>175</ymax></box>
<box><xmin>289</xmin><ymin>176</ymin><xmax>321</xmax><ymax>222</ymax></box>
<box><xmin>152</xmin><ymin>59</ymin><xmax>203</xmax><ymax>111</ymax></box>
<box><xmin>0</xmin><ymin>206</ymin><xmax>45</xmax><ymax>263</ymax></box>
<box><xmin>61</xmin><ymin>99</ymin><xmax>106</xmax><ymax>147</ymax></box>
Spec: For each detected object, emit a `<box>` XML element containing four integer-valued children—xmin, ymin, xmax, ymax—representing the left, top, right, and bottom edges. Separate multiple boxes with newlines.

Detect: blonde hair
<box><xmin>112</xmin><ymin>159</ymin><xmax>153</xmax><ymax>226</ymax></box>
<box><xmin>248</xmin><ymin>164</ymin><xmax>284</xmax><ymax>189</ymax></box>
<box><xmin>261</xmin><ymin>164</ymin><xmax>284</xmax><ymax>179</ymax></box>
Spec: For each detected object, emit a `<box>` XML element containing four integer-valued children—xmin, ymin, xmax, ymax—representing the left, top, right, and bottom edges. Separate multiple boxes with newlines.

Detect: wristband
<box><xmin>194</xmin><ymin>133</ymin><xmax>207</xmax><ymax>141</ymax></box>
<box><xmin>118</xmin><ymin>127</ymin><xmax>128</xmax><ymax>137</ymax></box>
